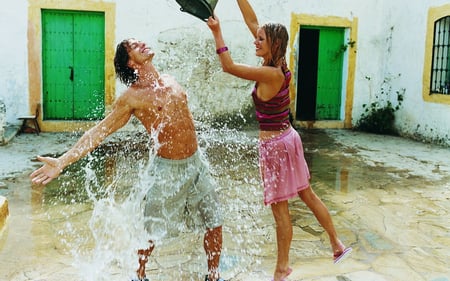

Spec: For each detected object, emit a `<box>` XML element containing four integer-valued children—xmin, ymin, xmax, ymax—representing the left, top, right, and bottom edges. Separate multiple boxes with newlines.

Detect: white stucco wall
<box><xmin>0</xmin><ymin>0</ymin><xmax>29</xmax><ymax>127</ymax></box>
<box><xmin>281</xmin><ymin>0</ymin><xmax>450</xmax><ymax>144</ymax></box>
<box><xmin>0</xmin><ymin>0</ymin><xmax>449</xmax><ymax>145</ymax></box>
<box><xmin>378</xmin><ymin>0</ymin><xmax>450</xmax><ymax>144</ymax></box>
<box><xmin>111</xmin><ymin>0</ymin><xmax>266</xmax><ymax>125</ymax></box>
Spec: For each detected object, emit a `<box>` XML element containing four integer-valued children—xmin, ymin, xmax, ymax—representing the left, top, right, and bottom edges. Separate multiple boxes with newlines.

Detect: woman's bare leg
<box><xmin>298</xmin><ymin>187</ymin><xmax>346</xmax><ymax>255</ymax></box>
<box><xmin>271</xmin><ymin>200</ymin><xmax>293</xmax><ymax>281</ymax></box>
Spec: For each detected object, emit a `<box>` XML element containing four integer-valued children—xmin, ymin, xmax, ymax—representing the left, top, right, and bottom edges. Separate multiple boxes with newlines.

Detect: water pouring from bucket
<box><xmin>175</xmin><ymin>0</ymin><xmax>218</xmax><ymax>22</ymax></box>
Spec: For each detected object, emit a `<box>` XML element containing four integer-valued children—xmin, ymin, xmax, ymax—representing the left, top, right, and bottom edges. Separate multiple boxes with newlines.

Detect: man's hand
<box><xmin>30</xmin><ymin>156</ymin><xmax>63</xmax><ymax>185</ymax></box>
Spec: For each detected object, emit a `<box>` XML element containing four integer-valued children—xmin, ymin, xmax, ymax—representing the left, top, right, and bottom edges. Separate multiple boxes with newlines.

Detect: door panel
<box><xmin>73</xmin><ymin>13</ymin><xmax>105</xmax><ymax>119</ymax></box>
<box><xmin>42</xmin><ymin>11</ymin><xmax>75</xmax><ymax>119</ymax></box>
<box><xmin>316</xmin><ymin>28</ymin><xmax>344</xmax><ymax>120</ymax></box>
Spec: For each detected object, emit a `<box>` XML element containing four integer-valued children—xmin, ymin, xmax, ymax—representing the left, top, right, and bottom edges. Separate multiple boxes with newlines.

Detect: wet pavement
<box><xmin>0</xmin><ymin>128</ymin><xmax>449</xmax><ymax>281</ymax></box>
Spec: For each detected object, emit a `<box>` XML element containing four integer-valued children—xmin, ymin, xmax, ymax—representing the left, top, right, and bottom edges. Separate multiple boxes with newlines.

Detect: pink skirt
<box><xmin>258</xmin><ymin>127</ymin><xmax>310</xmax><ymax>205</ymax></box>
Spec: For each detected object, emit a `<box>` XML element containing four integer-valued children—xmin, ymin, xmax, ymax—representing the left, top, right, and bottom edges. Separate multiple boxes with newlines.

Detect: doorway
<box><xmin>296</xmin><ymin>27</ymin><xmax>345</xmax><ymax>121</ymax></box>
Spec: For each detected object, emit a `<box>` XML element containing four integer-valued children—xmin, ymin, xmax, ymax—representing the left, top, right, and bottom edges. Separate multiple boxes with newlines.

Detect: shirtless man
<box><xmin>30</xmin><ymin>38</ymin><xmax>225</xmax><ymax>281</ymax></box>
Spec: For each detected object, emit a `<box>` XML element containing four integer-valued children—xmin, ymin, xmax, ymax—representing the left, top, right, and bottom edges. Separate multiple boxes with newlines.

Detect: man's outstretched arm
<box><xmin>30</xmin><ymin>96</ymin><xmax>133</xmax><ymax>185</ymax></box>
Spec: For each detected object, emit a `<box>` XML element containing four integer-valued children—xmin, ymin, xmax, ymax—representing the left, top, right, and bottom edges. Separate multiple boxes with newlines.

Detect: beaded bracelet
<box><xmin>216</xmin><ymin>46</ymin><xmax>228</xmax><ymax>54</ymax></box>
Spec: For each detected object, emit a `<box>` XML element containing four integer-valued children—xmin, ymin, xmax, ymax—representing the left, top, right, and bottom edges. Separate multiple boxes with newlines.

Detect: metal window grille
<box><xmin>431</xmin><ymin>16</ymin><xmax>450</xmax><ymax>95</ymax></box>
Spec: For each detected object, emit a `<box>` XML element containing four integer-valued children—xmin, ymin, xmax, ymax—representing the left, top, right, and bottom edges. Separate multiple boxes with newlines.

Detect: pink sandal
<box><xmin>333</xmin><ymin>247</ymin><xmax>352</xmax><ymax>264</ymax></box>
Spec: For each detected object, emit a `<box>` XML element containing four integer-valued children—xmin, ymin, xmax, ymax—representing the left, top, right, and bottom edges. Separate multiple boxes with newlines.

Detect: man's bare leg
<box><xmin>136</xmin><ymin>240</ymin><xmax>155</xmax><ymax>280</ymax></box>
<box><xmin>204</xmin><ymin>226</ymin><xmax>223</xmax><ymax>281</ymax></box>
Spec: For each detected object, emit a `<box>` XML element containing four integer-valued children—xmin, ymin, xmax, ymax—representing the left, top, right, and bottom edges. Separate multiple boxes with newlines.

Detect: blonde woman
<box><xmin>206</xmin><ymin>1</ymin><xmax>352</xmax><ymax>280</ymax></box>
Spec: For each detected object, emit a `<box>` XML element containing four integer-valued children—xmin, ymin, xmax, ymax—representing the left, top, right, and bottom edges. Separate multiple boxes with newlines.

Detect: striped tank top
<box><xmin>252</xmin><ymin>69</ymin><xmax>291</xmax><ymax>131</ymax></box>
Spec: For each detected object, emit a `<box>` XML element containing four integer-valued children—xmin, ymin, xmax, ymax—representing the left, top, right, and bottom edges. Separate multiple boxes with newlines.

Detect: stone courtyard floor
<box><xmin>0</xmin><ymin>128</ymin><xmax>449</xmax><ymax>281</ymax></box>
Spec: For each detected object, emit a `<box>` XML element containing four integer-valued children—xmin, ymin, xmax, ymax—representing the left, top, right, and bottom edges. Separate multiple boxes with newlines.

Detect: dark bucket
<box><xmin>175</xmin><ymin>0</ymin><xmax>219</xmax><ymax>22</ymax></box>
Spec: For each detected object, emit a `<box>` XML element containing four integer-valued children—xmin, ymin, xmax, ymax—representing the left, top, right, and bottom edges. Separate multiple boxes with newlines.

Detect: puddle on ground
<box><xmin>0</xmin><ymin>129</ymin><xmax>449</xmax><ymax>281</ymax></box>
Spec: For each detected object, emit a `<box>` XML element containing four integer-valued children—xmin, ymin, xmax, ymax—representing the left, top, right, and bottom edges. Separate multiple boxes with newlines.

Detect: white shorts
<box><xmin>143</xmin><ymin>151</ymin><xmax>223</xmax><ymax>239</ymax></box>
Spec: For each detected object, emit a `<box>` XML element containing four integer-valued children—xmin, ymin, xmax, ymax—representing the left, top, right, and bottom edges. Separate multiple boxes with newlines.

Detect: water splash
<box><xmin>43</xmin><ymin>124</ymin><xmax>266</xmax><ymax>280</ymax></box>
<box><xmin>58</xmin><ymin>153</ymin><xmax>149</xmax><ymax>281</ymax></box>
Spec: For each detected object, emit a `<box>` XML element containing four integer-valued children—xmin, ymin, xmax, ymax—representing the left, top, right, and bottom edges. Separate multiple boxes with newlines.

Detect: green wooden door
<box><xmin>42</xmin><ymin>10</ymin><xmax>105</xmax><ymax>120</ymax></box>
<box><xmin>316</xmin><ymin>28</ymin><xmax>344</xmax><ymax>120</ymax></box>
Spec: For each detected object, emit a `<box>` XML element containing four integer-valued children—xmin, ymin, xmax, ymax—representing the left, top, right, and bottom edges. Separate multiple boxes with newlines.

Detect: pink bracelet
<box><xmin>216</xmin><ymin>46</ymin><xmax>228</xmax><ymax>54</ymax></box>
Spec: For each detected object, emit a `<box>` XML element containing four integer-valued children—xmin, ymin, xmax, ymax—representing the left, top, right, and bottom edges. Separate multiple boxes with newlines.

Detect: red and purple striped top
<box><xmin>252</xmin><ymin>69</ymin><xmax>291</xmax><ymax>131</ymax></box>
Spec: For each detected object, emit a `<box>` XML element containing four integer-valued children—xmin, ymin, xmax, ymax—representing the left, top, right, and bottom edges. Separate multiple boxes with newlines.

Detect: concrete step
<box><xmin>0</xmin><ymin>196</ymin><xmax>8</xmax><ymax>234</ymax></box>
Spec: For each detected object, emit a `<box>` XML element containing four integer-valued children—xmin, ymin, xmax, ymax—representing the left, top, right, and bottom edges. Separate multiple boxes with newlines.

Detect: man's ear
<box><xmin>127</xmin><ymin>59</ymin><xmax>136</xmax><ymax>69</ymax></box>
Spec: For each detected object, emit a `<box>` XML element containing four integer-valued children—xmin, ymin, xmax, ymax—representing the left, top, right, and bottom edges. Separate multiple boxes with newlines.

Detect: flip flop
<box><xmin>204</xmin><ymin>275</ymin><xmax>226</xmax><ymax>281</ymax></box>
<box><xmin>333</xmin><ymin>247</ymin><xmax>352</xmax><ymax>264</ymax></box>
<box><xmin>271</xmin><ymin>267</ymin><xmax>292</xmax><ymax>281</ymax></box>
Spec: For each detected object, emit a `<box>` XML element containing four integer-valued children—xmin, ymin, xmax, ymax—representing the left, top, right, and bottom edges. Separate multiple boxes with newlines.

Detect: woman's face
<box><xmin>254</xmin><ymin>28</ymin><xmax>271</xmax><ymax>59</ymax></box>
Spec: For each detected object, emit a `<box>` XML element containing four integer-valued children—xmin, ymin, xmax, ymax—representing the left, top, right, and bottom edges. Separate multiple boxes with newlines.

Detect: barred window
<box><xmin>431</xmin><ymin>16</ymin><xmax>450</xmax><ymax>95</ymax></box>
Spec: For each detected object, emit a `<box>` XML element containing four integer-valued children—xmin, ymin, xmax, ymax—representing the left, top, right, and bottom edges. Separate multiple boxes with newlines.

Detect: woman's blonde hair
<box><xmin>261</xmin><ymin>22</ymin><xmax>289</xmax><ymax>68</ymax></box>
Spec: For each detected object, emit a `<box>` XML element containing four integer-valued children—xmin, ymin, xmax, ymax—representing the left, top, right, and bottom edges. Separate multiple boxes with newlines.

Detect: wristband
<box><xmin>216</xmin><ymin>46</ymin><xmax>228</xmax><ymax>54</ymax></box>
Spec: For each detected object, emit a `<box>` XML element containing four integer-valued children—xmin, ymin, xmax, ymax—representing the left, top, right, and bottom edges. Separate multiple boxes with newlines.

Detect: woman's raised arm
<box><xmin>237</xmin><ymin>0</ymin><xmax>259</xmax><ymax>38</ymax></box>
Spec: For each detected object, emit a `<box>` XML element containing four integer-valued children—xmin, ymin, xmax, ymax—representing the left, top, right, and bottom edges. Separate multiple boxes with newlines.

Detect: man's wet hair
<box><xmin>114</xmin><ymin>39</ymin><xmax>138</xmax><ymax>86</ymax></box>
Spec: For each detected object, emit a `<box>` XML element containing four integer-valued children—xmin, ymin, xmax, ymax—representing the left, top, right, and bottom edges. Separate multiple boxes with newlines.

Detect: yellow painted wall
<box><xmin>422</xmin><ymin>3</ymin><xmax>450</xmax><ymax>105</ymax></box>
<box><xmin>28</xmin><ymin>0</ymin><xmax>116</xmax><ymax>132</ymax></box>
